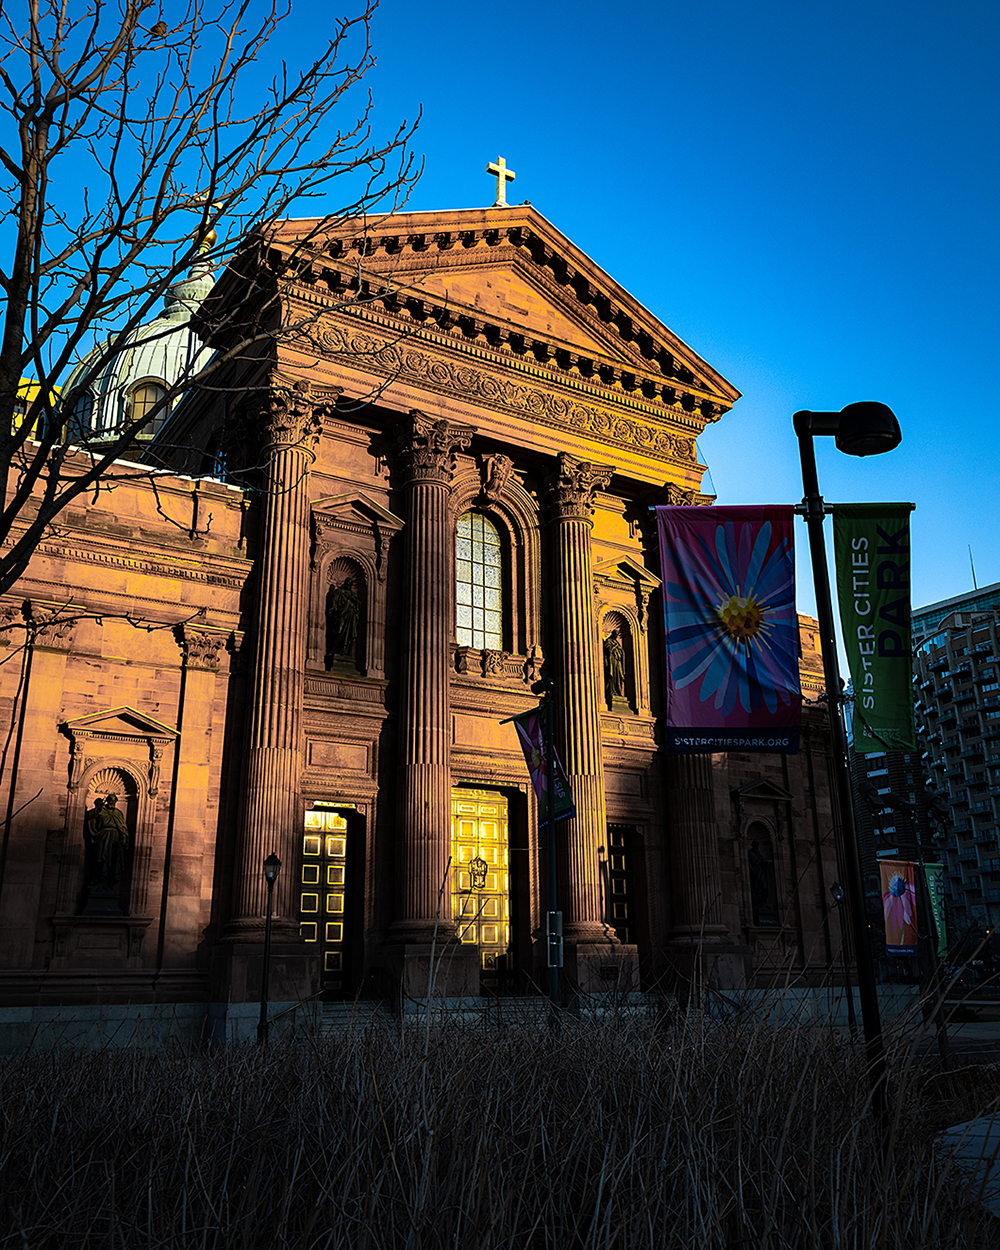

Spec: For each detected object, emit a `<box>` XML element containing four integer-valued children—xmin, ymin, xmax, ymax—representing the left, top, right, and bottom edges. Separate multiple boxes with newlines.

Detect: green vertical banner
<box><xmin>924</xmin><ymin>863</ymin><xmax>948</xmax><ymax>959</ymax></box>
<box><xmin>833</xmin><ymin>503</ymin><xmax>916</xmax><ymax>752</ymax></box>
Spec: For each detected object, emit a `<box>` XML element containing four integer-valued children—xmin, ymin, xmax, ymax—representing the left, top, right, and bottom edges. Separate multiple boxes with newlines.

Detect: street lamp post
<box><xmin>794</xmin><ymin>402</ymin><xmax>901</xmax><ymax>1145</ymax></box>
<box><xmin>531</xmin><ymin>677</ymin><xmax>563</xmax><ymax>1019</ymax></box>
<box><xmin>257</xmin><ymin>852</ymin><xmax>282</xmax><ymax>1044</ymax></box>
<box><xmin>830</xmin><ymin>881</ymin><xmax>858</xmax><ymax>1038</ymax></box>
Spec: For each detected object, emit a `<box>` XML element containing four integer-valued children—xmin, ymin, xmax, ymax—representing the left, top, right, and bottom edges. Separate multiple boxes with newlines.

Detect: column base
<box><xmin>385</xmin><ymin>918</ymin><xmax>459</xmax><ymax>945</ymax></box>
<box><xmin>211</xmin><ymin>923</ymin><xmax>319</xmax><ymax>1005</ymax></box>
<box><xmin>665</xmin><ymin>938</ymin><xmax>750</xmax><ymax>997</ymax></box>
<box><xmin>563</xmin><ymin>942</ymin><xmax>639</xmax><ymax>996</ymax></box>
<box><xmin>375</xmin><ymin>940</ymin><xmax>480</xmax><ymax>1008</ymax></box>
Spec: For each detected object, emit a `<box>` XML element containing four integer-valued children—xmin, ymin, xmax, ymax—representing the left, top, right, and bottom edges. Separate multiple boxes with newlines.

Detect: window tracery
<box><xmin>456</xmin><ymin>511</ymin><xmax>503</xmax><ymax>650</ymax></box>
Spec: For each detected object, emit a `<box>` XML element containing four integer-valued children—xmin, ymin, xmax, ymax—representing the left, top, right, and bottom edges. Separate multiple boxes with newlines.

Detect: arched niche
<box><xmin>53</xmin><ymin>708</ymin><xmax>177</xmax><ymax>961</ymax></box>
<box><xmin>311</xmin><ymin>493</ymin><xmax>403</xmax><ymax>680</ymax></box>
<box><xmin>598</xmin><ymin>607</ymin><xmax>637</xmax><ymax>712</ymax></box>
<box><xmin>322</xmin><ymin>554</ymin><xmax>368</xmax><ymax>673</ymax></box>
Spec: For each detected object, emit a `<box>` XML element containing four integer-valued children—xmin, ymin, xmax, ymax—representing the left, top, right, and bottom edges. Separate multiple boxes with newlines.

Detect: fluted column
<box><xmin>389</xmin><ymin>411</ymin><xmax>473</xmax><ymax>944</ymax></box>
<box><xmin>231</xmin><ymin>380</ymin><xmax>322</xmax><ymax>931</ymax></box>
<box><xmin>544</xmin><ymin>453</ymin><xmax>615</xmax><ymax>945</ymax></box>
<box><xmin>666</xmin><ymin>754</ymin><xmax>729</xmax><ymax>940</ymax></box>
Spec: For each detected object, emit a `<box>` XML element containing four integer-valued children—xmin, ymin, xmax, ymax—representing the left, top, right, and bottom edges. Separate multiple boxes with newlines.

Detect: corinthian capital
<box><xmin>396</xmin><ymin>410</ymin><xmax>474</xmax><ymax>485</ymax></box>
<box><xmin>240</xmin><ymin>377</ymin><xmax>339</xmax><ymax>455</ymax></box>
<box><xmin>544</xmin><ymin>453</ymin><xmax>613</xmax><ymax>520</ymax></box>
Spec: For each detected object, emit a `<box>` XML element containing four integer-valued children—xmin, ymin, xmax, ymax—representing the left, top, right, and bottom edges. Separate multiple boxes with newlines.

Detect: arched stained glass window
<box><xmin>456</xmin><ymin>512</ymin><xmax>503</xmax><ymax>649</ymax></box>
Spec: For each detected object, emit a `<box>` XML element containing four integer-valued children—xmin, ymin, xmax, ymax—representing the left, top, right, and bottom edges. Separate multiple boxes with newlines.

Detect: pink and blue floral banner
<box><xmin>880</xmin><ymin>860</ymin><xmax>918</xmax><ymax>956</ymax></box>
<box><xmin>656</xmin><ymin>506</ymin><xmax>801</xmax><ymax>753</ymax></box>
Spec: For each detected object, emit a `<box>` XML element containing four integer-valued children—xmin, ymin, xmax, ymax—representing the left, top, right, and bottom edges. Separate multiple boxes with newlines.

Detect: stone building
<box><xmin>910</xmin><ymin>587</ymin><xmax>1000</xmax><ymax>935</ymax></box>
<box><xmin>0</xmin><ymin>200</ymin><xmax>848</xmax><ymax>1043</ymax></box>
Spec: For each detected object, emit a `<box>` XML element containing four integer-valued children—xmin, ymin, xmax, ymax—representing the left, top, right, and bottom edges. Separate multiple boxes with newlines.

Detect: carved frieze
<box><xmin>544</xmin><ymin>453</ymin><xmax>613</xmax><ymax>521</ymax></box>
<box><xmin>396</xmin><ymin>410</ymin><xmax>474</xmax><ymax>485</ymax></box>
<box><xmin>315</xmin><ymin>322</ymin><xmax>698</xmax><ymax>464</ymax></box>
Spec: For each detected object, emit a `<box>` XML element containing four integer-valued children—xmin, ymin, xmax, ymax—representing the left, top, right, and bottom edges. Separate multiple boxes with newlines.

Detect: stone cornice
<box><xmin>3</xmin><ymin>529</ymin><xmax>249</xmax><ymax>590</ymax></box>
<box><xmin>262</xmin><ymin>209</ymin><xmax>740</xmax><ymax>407</ymax></box>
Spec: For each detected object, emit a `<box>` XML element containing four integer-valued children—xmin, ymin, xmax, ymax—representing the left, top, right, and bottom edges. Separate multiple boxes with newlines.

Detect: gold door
<box><xmin>451</xmin><ymin>789</ymin><xmax>510</xmax><ymax>991</ymax></box>
<box><xmin>300</xmin><ymin>810</ymin><xmax>349</xmax><ymax>994</ymax></box>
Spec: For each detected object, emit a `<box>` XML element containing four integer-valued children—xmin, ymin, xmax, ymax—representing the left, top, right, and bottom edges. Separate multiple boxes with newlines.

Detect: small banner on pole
<box><xmin>656</xmin><ymin>506</ymin><xmax>801</xmax><ymax>753</ymax></box>
<box><xmin>833</xmin><ymin>503</ymin><xmax>916</xmax><ymax>752</ymax></box>
<box><xmin>880</xmin><ymin>859</ymin><xmax>918</xmax><ymax>956</ymax></box>
<box><xmin>924</xmin><ymin>862</ymin><xmax>948</xmax><ymax>959</ymax></box>
<box><xmin>512</xmin><ymin>709</ymin><xmax>576</xmax><ymax>823</ymax></box>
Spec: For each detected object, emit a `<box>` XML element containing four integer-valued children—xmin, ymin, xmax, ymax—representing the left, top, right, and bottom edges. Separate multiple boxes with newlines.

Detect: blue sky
<box><xmin>26</xmin><ymin>0</ymin><xmax>994</xmax><ymax>619</ymax></box>
<box><xmin>309</xmin><ymin>0</ymin><xmax>998</xmax><ymax>619</ymax></box>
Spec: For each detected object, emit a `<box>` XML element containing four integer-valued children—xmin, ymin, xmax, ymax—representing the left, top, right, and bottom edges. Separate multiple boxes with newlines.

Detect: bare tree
<box><xmin>0</xmin><ymin>0</ymin><xmax>419</xmax><ymax>596</ymax></box>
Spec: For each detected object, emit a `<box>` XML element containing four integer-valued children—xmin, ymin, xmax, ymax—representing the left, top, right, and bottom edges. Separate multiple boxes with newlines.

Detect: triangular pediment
<box><xmin>264</xmin><ymin>206</ymin><xmax>741</xmax><ymax>409</ymax></box>
<box><xmin>312</xmin><ymin>492</ymin><xmax>404</xmax><ymax>532</ymax></box>
<box><xmin>593</xmin><ymin>555</ymin><xmax>661</xmax><ymax>588</ymax></box>
<box><xmin>731</xmin><ymin>778</ymin><xmax>794</xmax><ymax>803</ymax></box>
<box><xmin>63</xmin><ymin>706</ymin><xmax>178</xmax><ymax>739</ymax></box>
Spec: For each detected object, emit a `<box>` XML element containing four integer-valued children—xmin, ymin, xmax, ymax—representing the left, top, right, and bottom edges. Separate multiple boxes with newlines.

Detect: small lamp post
<box><xmin>257</xmin><ymin>852</ymin><xmax>282</xmax><ymax>1044</ymax></box>
<box><xmin>795</xmin><ymin>401</ymin><xmax>901</xmax><ymax>1145</ymax></box>
<box><xmin>830</xmin><ymin>881</ymin><xmax>858</xmax><ymax>1038</ymax></box>
<box><xmin>531</xmin><ymin>677</ymin><xmax>563</xmax><ymax>1018</ymax></box>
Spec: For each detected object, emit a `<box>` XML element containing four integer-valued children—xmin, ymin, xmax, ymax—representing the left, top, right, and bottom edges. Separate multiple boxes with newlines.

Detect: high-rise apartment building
<box><xmin>911</xmin><ymin>583</ymin><xmax>1000</xmax><ymax>934</ymax></box>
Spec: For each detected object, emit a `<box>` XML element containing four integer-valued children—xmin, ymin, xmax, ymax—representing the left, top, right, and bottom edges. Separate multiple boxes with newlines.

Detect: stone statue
<box><xmin>603</xmin><ymin>629</ymin><xmax>626</xmax><ymax>703</ymax></box>
<box><xmin>86</xmin><ymin>793</ymin><xmax>130</xmax><ymax>890</ymax></box>
<box><xmin>326</xmin><ymin>577</ymin><xmax>361</xmax><ymax>666</ymax></box>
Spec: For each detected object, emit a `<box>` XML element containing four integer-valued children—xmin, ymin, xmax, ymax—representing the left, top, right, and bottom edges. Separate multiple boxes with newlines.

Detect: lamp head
<box><xmin>794</xmin><ymin>403</ymin><xmax>901</xmax><ymax>457</ymax></box>
<box><xmin>831</xmin><ymin>881</ymin><xmax>845</xmax><ymax>905</ymax></box>
<box><xmin>834</xmin><ymin>402</ymin><xmax>901</xmax><ymax>456</ymax></box>
<box><xmin>263</xmin><ymin>852</ymin><xmax>282</xmax><ymax>884</ymax></box>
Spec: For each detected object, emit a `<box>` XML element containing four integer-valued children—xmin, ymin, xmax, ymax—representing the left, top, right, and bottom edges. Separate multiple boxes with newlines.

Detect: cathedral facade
<box><xmin>0</xmin><ymin>204</ymin><xmax>845</xmax><ymax>1043</ymax></box>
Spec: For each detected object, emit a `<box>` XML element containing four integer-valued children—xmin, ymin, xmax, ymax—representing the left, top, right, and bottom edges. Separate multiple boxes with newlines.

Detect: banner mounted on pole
<box><xmin>833</xmin><ymin>503</ymin><xmax>916</xmax><ymax>752</ymax></box>
<box><xmin>511</xmin><ymin>708</ymin><xmax>576</xmax><ymax>823</ymax></box>
<box><xmin>924</xmin><ymin>862</ymin><xmax>948</xmax><ymax>960</ymax></box>
<box><xmin>880</xmin><ymin>859</ymin><xmax>918</xmax><ymax>956</ymax></box>
<box><xmin>656</xmin><ymin>506</ymin><xmax>801</xmax><ymax>753</ymax></box>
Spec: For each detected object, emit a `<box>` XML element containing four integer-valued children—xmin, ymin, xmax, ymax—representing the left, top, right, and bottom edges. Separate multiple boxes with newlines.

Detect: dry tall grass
<box><xmin>1</xmin><ymin>1011</ymin><xmax>996</xmax><ymax>1249</ymax></box>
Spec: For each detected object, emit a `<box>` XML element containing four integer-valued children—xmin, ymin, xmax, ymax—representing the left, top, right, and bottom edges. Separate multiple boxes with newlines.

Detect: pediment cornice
<box><xmin>242</xmin><ymin>207</ymin><xmax>740</xmax><ymax>424</ymax></box>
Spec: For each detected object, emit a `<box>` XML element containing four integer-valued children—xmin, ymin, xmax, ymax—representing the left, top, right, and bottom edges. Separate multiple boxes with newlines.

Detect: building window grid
<box><xmin>456</xmin><ymin>512</ymin><xmax>503</xmax><ymax>650</ymax></box>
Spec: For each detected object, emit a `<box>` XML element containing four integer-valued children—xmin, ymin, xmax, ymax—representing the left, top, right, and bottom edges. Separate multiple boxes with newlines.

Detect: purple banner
<box><xmin>512</xmin><ymin>709</ymin><xmax>576</xmax><ymax>823</ymax></box>
<box><xmin>656</xmin><ymin>506</ymin><xmax>801</xmax><ymax>753</ymax></box>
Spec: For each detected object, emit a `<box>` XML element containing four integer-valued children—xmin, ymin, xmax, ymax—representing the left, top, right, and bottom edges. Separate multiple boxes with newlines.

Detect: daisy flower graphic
<box><xmin>883</xmin><ymin>873</ymin><xmax>915</xmax><ymax>934</ymax></box>
<box><xmin>665</xmin><ymin>517</ymin><xmax>797</xmax><ymax>717</ymax></box>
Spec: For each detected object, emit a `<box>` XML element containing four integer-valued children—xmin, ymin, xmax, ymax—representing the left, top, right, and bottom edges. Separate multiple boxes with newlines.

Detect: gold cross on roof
<box><xmin>486</xmin><ymin>155</ymin><xmax>516</xmax><ymax>208</ymax></box>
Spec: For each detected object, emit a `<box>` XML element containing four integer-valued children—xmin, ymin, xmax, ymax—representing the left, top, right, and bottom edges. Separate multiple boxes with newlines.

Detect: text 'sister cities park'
<box><xmin>2</xmin><ymin>2</ymin><xmax>1000</xmax><ymax>1246</ymax></box>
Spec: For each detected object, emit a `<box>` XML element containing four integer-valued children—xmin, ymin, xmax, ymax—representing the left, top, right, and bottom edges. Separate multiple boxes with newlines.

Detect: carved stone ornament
<box><xmin>479</xmin><ymin>453</ymin><xmax>514</xmax><ymax>502</ymax></box>
<box><xmin>317</xmin><ymin>322</ymin><xmax>699</xmax><ymax>463</ymax></box>
<box><xmin>29</xmin><ymin>602</ymin><xmax>77</xmax><ymax>650</ymax></box>
<box><xmin>0</xmin><ymin>601</ymin><xmax>23</xmax><ymax>647</ymax></box>
<box><xmin>664</xmin><ymin>482</ymin><xmax>697</xmax><ymax>506</ymax></box>
<box><xmin>396</xmin><ymin>410</ymin><xmax>474</xmax><ymax>485</ymax></box>
<box><xmin>544</xmin><ymin>453</ymin><xmax>613</xmax><ymax>521</ymax></box>
<box><xmin>237</xmin><ymin>377</ymin><xmax>333</xmax><ymax>455</ymax></box>
<box><xmin>177</xmin><ymin>625</ymin><xmax>225</xmax><ymax>671</ymax></box>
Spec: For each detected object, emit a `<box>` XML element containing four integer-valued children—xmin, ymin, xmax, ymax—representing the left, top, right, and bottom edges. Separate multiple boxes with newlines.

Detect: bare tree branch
<box><xmin>0</xmin><ymin>0</ymin><xmax>421</xmax><ymax>596</ymax></box>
